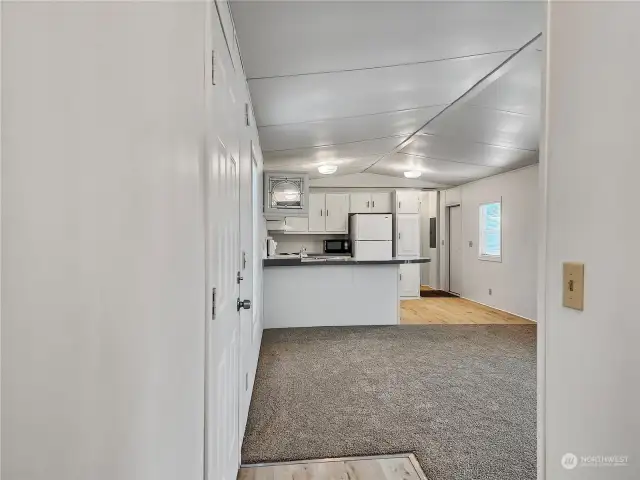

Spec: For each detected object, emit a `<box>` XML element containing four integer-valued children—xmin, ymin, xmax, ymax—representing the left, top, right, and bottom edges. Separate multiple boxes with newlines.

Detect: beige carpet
<box><xmin>242</xmin><ymin>325</ymin><xmax>536</xmax><ymax>480</ymax></box>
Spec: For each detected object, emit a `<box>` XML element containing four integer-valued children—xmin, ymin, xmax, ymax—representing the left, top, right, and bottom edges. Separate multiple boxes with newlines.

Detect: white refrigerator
<box><xmin>349</xmin><ymin>214</ymin><xmax>393</xmax><ymax>260</ymax></box>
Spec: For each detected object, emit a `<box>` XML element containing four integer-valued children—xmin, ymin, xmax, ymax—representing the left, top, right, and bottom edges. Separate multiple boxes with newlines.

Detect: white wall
<box><xmin>542</xmin><ymin>3</ymin><xmax>640</xmax><ymax>478</ymax></box>
<box><xmin>442</xmin><ymin>166</ymin><xmax>538</xmax><ymax>320</ymax></box>
<box><xmin>2</xmin><ymin>3</ymin><xmax>218</xmax><ymax>479</ymax></box>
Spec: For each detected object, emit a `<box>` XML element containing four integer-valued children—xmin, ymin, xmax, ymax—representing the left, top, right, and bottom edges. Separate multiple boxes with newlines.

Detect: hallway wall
<box><xmin>1</xmin><ymin>3</ymin><xmax>263</xmax><ymax>479</ymax></box>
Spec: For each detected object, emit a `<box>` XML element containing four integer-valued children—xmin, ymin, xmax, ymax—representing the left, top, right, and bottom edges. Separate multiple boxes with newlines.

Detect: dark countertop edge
<box><xmin>263</xmin><ymin>257</ymin><xmax>431</xmax><ymax>267</ymax></box>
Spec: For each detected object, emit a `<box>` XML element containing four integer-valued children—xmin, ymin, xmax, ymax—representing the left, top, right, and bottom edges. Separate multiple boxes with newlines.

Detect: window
<box><xmin>479</xmin><ymin>201</ymin><xmax>502</xmax><ymax>261</ymax></box>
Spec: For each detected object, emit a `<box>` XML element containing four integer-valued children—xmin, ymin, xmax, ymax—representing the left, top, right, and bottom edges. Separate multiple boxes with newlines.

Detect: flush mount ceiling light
<box><xmin>404</xmin><ymin>170</ymin><xmax>422</xmax><ymax>179</ymax></box>
<box><xmin>318</xmin><ymin>164</ymin><xmax>337</xmax><ymax>175</ymax></box>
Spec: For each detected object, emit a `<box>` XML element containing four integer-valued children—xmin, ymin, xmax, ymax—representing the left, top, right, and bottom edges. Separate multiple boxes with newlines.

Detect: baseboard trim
<box><xmin>460</xmin><ymin>296</ymin><xmax>537</xmax><ymax>323</ymax></box>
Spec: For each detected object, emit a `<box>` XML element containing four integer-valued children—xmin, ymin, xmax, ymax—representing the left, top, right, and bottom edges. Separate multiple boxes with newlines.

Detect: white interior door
<box><xmin>449</xmin><ymin>205</ymin><xmax>463</xmax><ymax>295</ymax></box>
<box><xmin>205</xmin><ymin>4</ymin><xmax>241</xmax><ymax>480</ymax></box>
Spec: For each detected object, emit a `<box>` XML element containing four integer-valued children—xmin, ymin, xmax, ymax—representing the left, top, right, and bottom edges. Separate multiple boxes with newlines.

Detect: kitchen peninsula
<box><xmin>263</xmin><ymin>256</ymin><xmax>430</xmax><ymax>329</ymax></box>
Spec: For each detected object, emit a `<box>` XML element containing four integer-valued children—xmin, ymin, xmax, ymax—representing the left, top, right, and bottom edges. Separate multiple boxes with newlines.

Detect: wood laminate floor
<box><xmin>239</xmin><ymin>454</ymin><xmax>427</xmax><ymax>480</ymax></box>
<box><xmin>401</xmin><ymin>296</ymin><xmax>534</xmax><ymax>325</ymax></box>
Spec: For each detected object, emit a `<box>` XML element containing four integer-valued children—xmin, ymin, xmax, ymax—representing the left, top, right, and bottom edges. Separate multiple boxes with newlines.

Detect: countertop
<box><xmin>263</xmin><ymin>255</ymin><xmax>431</xmax><ymax>267</ymax></box>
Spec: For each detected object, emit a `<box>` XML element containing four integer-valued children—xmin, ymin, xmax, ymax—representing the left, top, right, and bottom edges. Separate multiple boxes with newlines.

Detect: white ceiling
<box><xmin>231</xmin><ymin>1</ymin><xmax>543</xmax><ymax>186</ymax></box>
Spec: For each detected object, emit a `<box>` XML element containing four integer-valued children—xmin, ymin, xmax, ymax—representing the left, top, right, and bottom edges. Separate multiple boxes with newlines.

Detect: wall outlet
<box><xmin>488</xmin><ymin>288</ymin><xmax>492</xmax><ymax>295</ymax></box>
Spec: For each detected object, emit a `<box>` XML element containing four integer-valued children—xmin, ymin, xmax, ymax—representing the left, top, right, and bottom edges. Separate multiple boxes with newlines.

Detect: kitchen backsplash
<box><xmin>271</xmin><ymin>233</ymin><xmax>347</xmax><ymax>254</ymax></box>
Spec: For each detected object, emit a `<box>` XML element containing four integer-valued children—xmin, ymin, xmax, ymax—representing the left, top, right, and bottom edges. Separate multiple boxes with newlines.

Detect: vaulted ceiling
<box><xmin>231</xmin><ymin>1</ymin><xmax>543</xmax><ymax>187</ymax></box>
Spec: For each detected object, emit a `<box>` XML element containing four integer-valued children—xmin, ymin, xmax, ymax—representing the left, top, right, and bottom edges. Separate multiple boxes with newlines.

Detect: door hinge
<box><xmin>211</xmin><ymin>287</ymin><xmax>216</xmax><ymax>320</ymax></box>
<box><xmin>211</xmin><ymin>49</ymin><xmax>216</xmax><ymax>86</ymax></box>
<box><xmin>244</xmin><ymin>103</ymin><xmax>250</xmax><ymax>126</ymax></box>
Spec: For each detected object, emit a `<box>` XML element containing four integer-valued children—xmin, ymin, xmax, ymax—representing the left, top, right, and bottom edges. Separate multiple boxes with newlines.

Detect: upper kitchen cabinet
<box><xmin>350</xmin><ymin>193</ymin><xmax>371</xmax><ymax>213</ymax></box>
<box><xmin>325</xmin><ymin>194</ymin><xmax>350</xmax><ymax>232</ymax></box>
<box><xmin>349</xmin><ymin>192</ymin><xmax>392</xmax><ymax>213</ymax></box>
<box><xmin>371</xmin><ymin>192</ymin><xmax>392</xmax><ymax>213</ymax></box>
<box><xmin>308</xmin><ymin>193</ymin><xmax>326</xmax><ymax>232</ymax></box>
<box><xmin>306</xmin><ymin>192</ymin><xmax>349</xmax><ymax>233</ymax></box>
<box><xmin>394</xmin><ymin>190</ymin><xmax>421</xmax><ymax>214</ymax></box>
<box><xmin>264</xmin><ymin>172</ymin><xmax>309</xmax><ymax>218</ymax></box>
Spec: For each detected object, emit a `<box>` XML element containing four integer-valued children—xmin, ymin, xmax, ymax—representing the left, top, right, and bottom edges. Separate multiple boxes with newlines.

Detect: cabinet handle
<box><xmin>366</xmin><ymin>201</ymin><xmax>370</xmax><ymax>208</ymax></box>
<box><xmin>398</xmin><ymin>232</ymin><xmax>401</xmax><ymax>239</ymax></box>
<box><xmin>400</xmin><ymin>273</ymin><xmax>403</xmax><ymax>281</ymax></box>
<box><xmin>398</xmin><ymin>201</ymin><xmax>401</xmax><ymax>209</ymax></box>
<box><xmin>320</xmin><ymin>209</ymin><xmax>323</xmax><ymax>216</ymax></box>
<box><xmin>326</xmin><ymin>209</ymin><xmax>329</xmax><ymax>216</ymax></box>
<box><xmin>372</xmin><ymin>201</ymin><xmax>375</xmax><ymax>207</ymax></box>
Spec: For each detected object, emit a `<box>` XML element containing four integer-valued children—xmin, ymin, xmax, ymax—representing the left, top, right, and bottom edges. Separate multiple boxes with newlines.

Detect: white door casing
<box><xmin>238</xmin><ymin>136</ymin><xmax>254</xmax><ymax>438</ymax></box>
<box><xmin>448</xmin><ymin>205</ymin><xmax>463</xmax><ymax>295</ymax></box>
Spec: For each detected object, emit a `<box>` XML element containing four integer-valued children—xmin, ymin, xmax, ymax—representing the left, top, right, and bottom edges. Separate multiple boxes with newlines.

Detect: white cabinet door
<box><xmin>308</xmin><ymin>193</ymin><xmax>326</xmax><ymax>232</ymax></box>
<box><xmin>396</xmin><ymin>214</ymin><xmax>421</xmax><ymax>256</ymax></box>
<box><xmin>399</xmin><ymin>263</ymin><xmax>420</xmax><ymax>297</ymax></box>
<box><xmin>396</xmin><ymin>190</ymin><xmax>421</xmax><ymax>214</ymax></box>
<box><xmin>285</xmin><ymin>216</ymin><xmax>309</xmax><ymax>233</ymax></box>
<box><xmin>371</xmin><ymin>192</ymin><xmax>392</xmax><ymax>213</ymax></box>
<box><xmin>325</xmin><ymin>194</ymin><xmax>349</xmax><ymax>232</ymax></box>
<box><xmin>349</xmin><ymin>193</ymin><xmax>371</xmax><ymax>213</ymax></box>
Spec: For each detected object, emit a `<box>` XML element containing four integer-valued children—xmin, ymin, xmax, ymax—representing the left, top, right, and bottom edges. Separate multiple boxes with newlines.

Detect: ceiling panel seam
<box><xmin>257</xmin><ymin>104</ymin><xmax>450</xmax><ymax>129</ymax></box>
<box><xmin>247</xmin><ymin>49</ymin><xmax>518</xmax><ymax>81</ymax></box>
<box><xmin>263</xmin><ymin>135</ymin><xmax>406</xmax><ymax>153</ymax></box>
<box><xmin>396</xmin><ymin>152</ymin><xmax>535</xmax><ymax>168</ymax></box>
<box><xmin>414</xmin><ymin>133</ymin><xmax>540</xmax><ymax>153</ymax></box>
<box><xmin>361</xmin><ymin>32</ymin><xmax>542</xmax><ymax>174</ymax></box>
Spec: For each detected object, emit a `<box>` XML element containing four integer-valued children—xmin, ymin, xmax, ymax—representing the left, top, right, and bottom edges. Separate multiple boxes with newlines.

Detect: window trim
<box><xmin>478</xmin><ymin>199</ymin><xmax>502</xmax><ymax>263</ymax></box>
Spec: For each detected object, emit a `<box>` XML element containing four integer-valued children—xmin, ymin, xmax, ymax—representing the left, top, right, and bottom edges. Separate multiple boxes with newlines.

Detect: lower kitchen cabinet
<box><xmin>399</xmin><ymin>263</ymin><xmax>420</xmax><ymax>298</ymax></box>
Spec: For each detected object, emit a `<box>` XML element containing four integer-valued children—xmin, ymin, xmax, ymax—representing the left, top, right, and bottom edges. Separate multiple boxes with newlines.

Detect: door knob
<box><xmin>237</xmin><ymin>299</ymin><xmax>252</xmax><ymax>311</ymax></box>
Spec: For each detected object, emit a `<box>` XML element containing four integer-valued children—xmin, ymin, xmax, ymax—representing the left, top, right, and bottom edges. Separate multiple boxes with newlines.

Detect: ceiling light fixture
<box><xmin>318</xmin><ymin>164</ymin><xmax>337</xmax><ymax>175</ymax></box>
<box><xmin>404</xmin><ymin>170</ymin><xmax>422</xmax><ymax>179</ymax></box>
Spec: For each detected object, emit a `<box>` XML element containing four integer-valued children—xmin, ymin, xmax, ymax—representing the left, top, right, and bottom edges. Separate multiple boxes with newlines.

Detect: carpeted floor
<box><xmin>242</xmin><ymin>325</ymin><xmax>536</xmax><ymax>480</ymax></box>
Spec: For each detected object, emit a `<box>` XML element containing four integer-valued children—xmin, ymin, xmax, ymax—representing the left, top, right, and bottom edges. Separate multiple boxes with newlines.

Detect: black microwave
<box><xmin>323</xmin><ymin>239</ymin><xmax>351</xmax><ymax>254</ymax></box>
